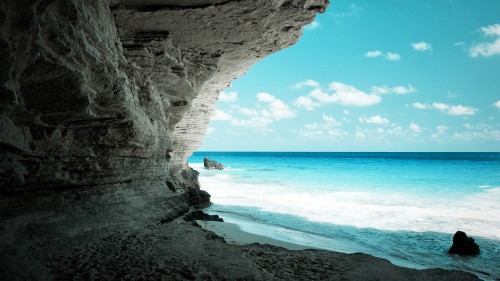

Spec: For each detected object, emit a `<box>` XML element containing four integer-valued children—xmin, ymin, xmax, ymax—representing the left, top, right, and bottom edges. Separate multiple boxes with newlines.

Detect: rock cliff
<box><xmin>0</xmin><ymin>0</ymin><xmax>327</xmax><ymax>223</ymax></box>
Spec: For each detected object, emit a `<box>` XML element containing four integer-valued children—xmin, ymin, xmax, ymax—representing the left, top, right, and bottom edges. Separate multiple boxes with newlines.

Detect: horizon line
<box><xmin>193</xmin><ymin>150</ymin><xmax>500</xmax><ymax>153</ymax></box>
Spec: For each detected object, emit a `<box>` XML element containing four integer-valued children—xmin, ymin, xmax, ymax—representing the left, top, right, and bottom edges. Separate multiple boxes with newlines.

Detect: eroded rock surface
<box><xmin>0</xmin><ymin>0</ymin><xmax>326</xmax><ymax>277</ymax></box>
<box><xmin>0</xmin><ymin>0</ymin><xmax>326</xmax><ymax>193</ymax></box>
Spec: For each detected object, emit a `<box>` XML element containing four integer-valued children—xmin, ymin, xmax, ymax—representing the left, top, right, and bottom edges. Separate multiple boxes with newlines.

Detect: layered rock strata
<box><xmin>0</xmin><ymin>0</ymin><xmax>326</xmax><ymax>197</ymax></box>
<box><xmin>0</xmin><ymin>1</ymin><xmax>326</xmax><ymax>276</ymax></box>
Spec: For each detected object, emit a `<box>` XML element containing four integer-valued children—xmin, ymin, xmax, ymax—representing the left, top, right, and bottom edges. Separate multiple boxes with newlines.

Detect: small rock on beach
<box><xmin>204</xmin><ymin>157</ymin><xmax>224</xmax><ymax>170</ymax></box>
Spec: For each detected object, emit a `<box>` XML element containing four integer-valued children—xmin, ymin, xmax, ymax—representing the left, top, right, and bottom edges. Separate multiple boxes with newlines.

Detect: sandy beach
<box><xmin>196</xmin><ymin>220</ymin><xmax>313</xmax><ymax>250</ymax></box>
<box><xmin>0</xmin><ymin>207</ymin><xmax>482</xmax><ymax>281</ymax></box>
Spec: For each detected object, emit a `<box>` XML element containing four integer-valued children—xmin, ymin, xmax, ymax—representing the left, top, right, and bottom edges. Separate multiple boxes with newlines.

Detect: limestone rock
<box><xmin>0</xmin><ymin>3</ymin><xmax>327</xmax><ymax>269</ymax></box>
<box><xmin>0</xmin><ymin>0</ymin><xmax>327</xmax><ymax>197</ymax></box>
<box><xmin>204</xmin><ymin>157</ymin><xmax>224</xmax><ymax>170</ymax></box>
<box><xmin>449</xmin><ymin>231</ymin><xmax>480</xmax><ymax>255</ymax></box>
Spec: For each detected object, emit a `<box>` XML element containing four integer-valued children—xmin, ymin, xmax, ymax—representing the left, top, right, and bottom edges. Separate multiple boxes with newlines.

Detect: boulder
<box><xmin>183</xmin><ymin>210</ymin><xmax>223</xmax><ymax>222</ymax></box>
<box><xmin>449</xmin><ymin>231</ymin><xmax>480</xmax><ymax>255</ymax></box>
<box><xmin>204</xmin><ymin>157</ymin><xmax>224</xmax><ymax>170</ymax></box>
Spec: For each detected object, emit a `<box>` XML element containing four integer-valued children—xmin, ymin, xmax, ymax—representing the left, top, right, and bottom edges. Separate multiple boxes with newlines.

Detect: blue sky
<box><xmin>199</xmin><ymin>0</ymin><xmax>500</xmax><ymax>152</ymax></box>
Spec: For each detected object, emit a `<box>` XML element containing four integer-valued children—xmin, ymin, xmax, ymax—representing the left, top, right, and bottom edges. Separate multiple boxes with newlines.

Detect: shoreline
<box><xmin>197</xmin><ymin>216</ymin><xmax>495</xmax><ymax>281</ymax></box>
<box><xmin>196</xmin><ymin>220</ymin><xmax>316</xmax><ymax>250</ymax></box>
<box><xmin>192</xmin><ymin>218</ymin><xmax>481</xmax><ymax>280</ymax></box>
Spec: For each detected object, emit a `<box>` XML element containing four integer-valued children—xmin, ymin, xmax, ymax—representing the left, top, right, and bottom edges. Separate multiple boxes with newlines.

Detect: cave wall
<box><xmin>0</xmin><ymin>0</ymin><xmax>327</xmax><ymax>212</ymax></box>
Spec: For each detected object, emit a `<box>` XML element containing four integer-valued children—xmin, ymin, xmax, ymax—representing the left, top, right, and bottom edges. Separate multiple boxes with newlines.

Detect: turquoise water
<box><xmin>189</xmin><ymin>152</ymin><xmax>500</xmax><ymax>280</ymax></box>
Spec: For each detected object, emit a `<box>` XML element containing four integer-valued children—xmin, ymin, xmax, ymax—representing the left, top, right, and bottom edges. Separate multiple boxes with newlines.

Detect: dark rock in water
<box><xmin>204</xmin><ymin>157</ymin><xmax>224</xmax><ymax>170</ymax></box>
<box><xmin>449</xmin><ymin>231</ymin><xmax>480</xmax><ymax>255</ymax></box>
<box><xmin>188</xmin><ymin>189</ymin><xmax>211</xmax><ymax>206</ymax></box>
<box><xmin>183</xmin><ymin>210</ymin><xmax>224</xmax><ymax>222</ymax></box>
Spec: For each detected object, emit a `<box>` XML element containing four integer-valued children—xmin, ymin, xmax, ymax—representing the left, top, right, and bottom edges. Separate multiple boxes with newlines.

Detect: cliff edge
<box><xmin>0</xmin><ymin>0</ymin><xmax>326</xmax><ymax>277</ymax></box>
<box><xmin>0</xmin><ymin>0</ymin><xmax>326</xmax><ymax>215</ymax></box>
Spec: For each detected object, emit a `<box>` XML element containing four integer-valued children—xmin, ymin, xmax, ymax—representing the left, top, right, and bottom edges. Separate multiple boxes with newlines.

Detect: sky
<box><xmin>198</xmin><ymin>0</ymin><xmax>500</xmax><ymax>152</ymax></box>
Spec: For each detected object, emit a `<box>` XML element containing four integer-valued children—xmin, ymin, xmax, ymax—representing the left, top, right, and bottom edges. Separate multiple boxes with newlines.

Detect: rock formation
<box><xmin>204</xmin><ymin>157</ymin><xmax>224</xmax><ymax>170</ymax></box>
<box><xmin>0</xmin><ymin>0</ymin><xmax>326</xmax><ymax>210</ymax></box>
<box><xmin>183</xmin><ymin>210</ymin><xmax>224</xmax><ymax>222</ymax></box>
<box><xmin>0</xmin><ymin>0</ymin><xmax>327</xmax><ymax>275</ymax></box>
<box><xmin>449</xmin><ymin>231</ymin><xmax>480</xmax><ymax>256</ymax></box>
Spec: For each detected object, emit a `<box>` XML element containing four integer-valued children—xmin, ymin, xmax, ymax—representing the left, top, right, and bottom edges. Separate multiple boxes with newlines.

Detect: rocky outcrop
<box><xmin>183</xmin><ymin>210</ymin><xmax>224</xmax><ymax>222</ymax></box>
<box><xmin>204</xmin><ymin>157</ymin><xmax>224</xmax><ymax>170</ymax></box>
<box><xmin>0</xmin><ymin>1</ymin><xmax>326</xmax><ymax>277</ymax></box>
<box><xmin>0</xmin><ymin>0</ymin><xmax>327</xmax><ymax>248</ymax></box>
<box><xmin>449</xmin><ymin>231</ymin><xmax>480</xmax><ymax>256</ymax></box>
<box><xmin>0</xmin><ymin>0</ymin><xmax>326</xmax><ymax>194</ymax></box>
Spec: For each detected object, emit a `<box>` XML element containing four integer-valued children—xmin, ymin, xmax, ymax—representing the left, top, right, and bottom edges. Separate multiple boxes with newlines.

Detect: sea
<box><xmin>188</xmin><ymin>152</ymin><xmax>500</xmax><ymax>280</ymax></box>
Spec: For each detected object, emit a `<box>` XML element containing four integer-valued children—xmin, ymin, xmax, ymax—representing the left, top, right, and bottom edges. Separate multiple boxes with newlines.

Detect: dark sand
<box><xmin>1</xmin><ymin>216</ymin><xmax>481</xmax><ymax>281</ymax></box>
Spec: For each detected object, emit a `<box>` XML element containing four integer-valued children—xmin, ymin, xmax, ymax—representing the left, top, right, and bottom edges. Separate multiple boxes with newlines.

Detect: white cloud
<box><xmin>469</xmin><ymin>38</ymin><xmax>500</xmax><ymax>57</ymax></box>
<box><xmin>359</xmin><ymin>115</ymin><xmax>390</xmax><ymax>124</ymax></box>
<box><xmin>293</xmin><ymin>96</ymin><xmax>319</xmax><ymax>111</ymax></box>
<box><xmin>412</xmin><ymin>102</ymin><xmax>431</xmax><ymax>109</ymax></box>
<box><xmin>257</xmin><ymin>93</ymin><xmax>295</xmax><ymax>120</ymax></box>
<box><xmin>310</xmin><ymin>88</ymin><xmax>338</xmax><ymax>104</ymax></box>
<box><xmin>371</xmin><ymin>85</ymin><xmax>416</xmax><ymax>95</ymax></box>
<box><xmin>432</xmin><ymin>102</ymin><xmax>449</xmax><ymax>111</ymax></box>
<box><xmin>298</xmin><ymin>114</ymin><xmax>346</xmax><ymax>139</ymax></box>
<box><xmin>365</xmin><ymin>51</ymin><xmax>401</xmax><ymax>60</ymax></box>
<box><xmin>294</xmin><ymin>81</ymin><xmax>415</xmax><ymax>110</ymax></box>
<box><xmin>385</xmin><ymin>52</ymin><xmax>401</xmax><ymax>61</ymax></box>
<box><xmin>261</xmin><ymin>98</ymin><xmax>296</xmax><ymax>120</ymax></box>
<box><xmin>365</xmin><ymin>50</ymin><xmax>382</xmax><ymax>58</ymax></box>
<box><xmin>304</xmin><ymin>21</ymin><xmax>320</xmax><ymax>30</ymax></box>
<box><xmin>470</xmin><ymin>24</ymin><xmax>500</xmax><ymax>58</ymax></box>
<box><xmin>494</xmin><ymin>100</ymin><xmax>500</xmax><ymax>108</ymax></box>
<box><xmin>432</xmin><ymin>102</ymin><xmax>478</xmax><ymax>115</ymax></box>
<box><xmin>481</xmin><ymin>24</ymin><xmax>500</xmax><ymax>36</ymax></box>
<box><xmin>329</xmin><ymin>82</ymin><xmax>381</xmax><ymax>106</ymax></box>
<box><xmin>219</xmin><ymin>91</ymin><xmax>237</xmax><ymax>102</ymax></box>
<box><xmin>413</xmin><ymin>102</ymin><xmax>478</xmax><ymax>115</ymax></box>
<box><xmin>291</xmin><ymin>79</ymin><xmax>320</xmax><ymax>89</ymax></box>
<box><xmin>322</xmin><ymin>114</ymin><xmax>343</xmax><ymax>126</ymax></box>
<box><xmin>240</xmin><ymin>107</ymin><xmax>259</xmax><ymax>116</ymax></box>
<box><xmin>215</xmin><ymin>93</ymin><xmax>295</xmax><ymax>127</ymax></box>
<box><xmin>212</xmin><ymin>109</ymin><xmax>233</xmax><ymax>121</ymax></box>
<box><xmin>436</xmin><ymin>125</ymin><xmax>448</xmax><ymax>135</ymax></box>
<box><xmin>392</xmin><ymin>85</ymin><xmax>417</xmax><ymax>94</ymax></box>
<box><xmin>432</xmin><ymin>125</ymin><xmax>449</xmax><ymax>139</ymax></box>
<box><xmin>446</xmin><ymin>105</ymin><xmax>478</xmax><ymax>115</ymax></box>
<box><xmin>257</xmin><ymin>92</ymin><xmax>276</xmax><ymax>103</ymax></box>
<box><xmin>343</xmin><ymin>110</ymin><xmax>350</xmax><ymax>115</ymax></box>
<box><xmin>411</xmin><ymin>41</ymin><xmax>432</xmax><ymax>51</ymax></box>
<box><xmin>454</xmin><ymin>123</ymin><xmax>500</xmax><ymax>142</ymax></box>
<box><xmin>409</xmin><ymin>122</ymin><xmax>422</xmax><ymax>133</ymax></box>
<box><xmin>370</xmin><ymin>86</ymin><xmax>390</xmax><ymax>95</ymax></box>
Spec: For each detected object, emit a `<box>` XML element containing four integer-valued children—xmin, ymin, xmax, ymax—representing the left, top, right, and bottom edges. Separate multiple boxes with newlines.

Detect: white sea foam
<box><xmin>189</xmin><ymin>163</ymin><xmax>244</xmax><ymax>171</ymax></box>
<box><xmin>191</xmin><ymin>153</ymin><xmax>500</xmax><ymax>279</ymax></box>
<box><xmin>199</xmin><ymin>173</ymin><xmax>500</xmax><ymax>241</ymax></box>
<box><xmin>190</xmin><ymin>163</ymin><xmax>204</xmax><ymax>169</ymax></box>
<box><xmin>479</xmin><ymin>185</ymin><xmax>500</xmax><ymax>189</ymax></box>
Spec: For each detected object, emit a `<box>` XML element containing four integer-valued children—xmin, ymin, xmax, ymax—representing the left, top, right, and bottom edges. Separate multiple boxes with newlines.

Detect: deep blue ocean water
<box><xmin>189</xmin><ymin>152</ymin><xmax>500</xmax><ymax>280</ymax></box>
